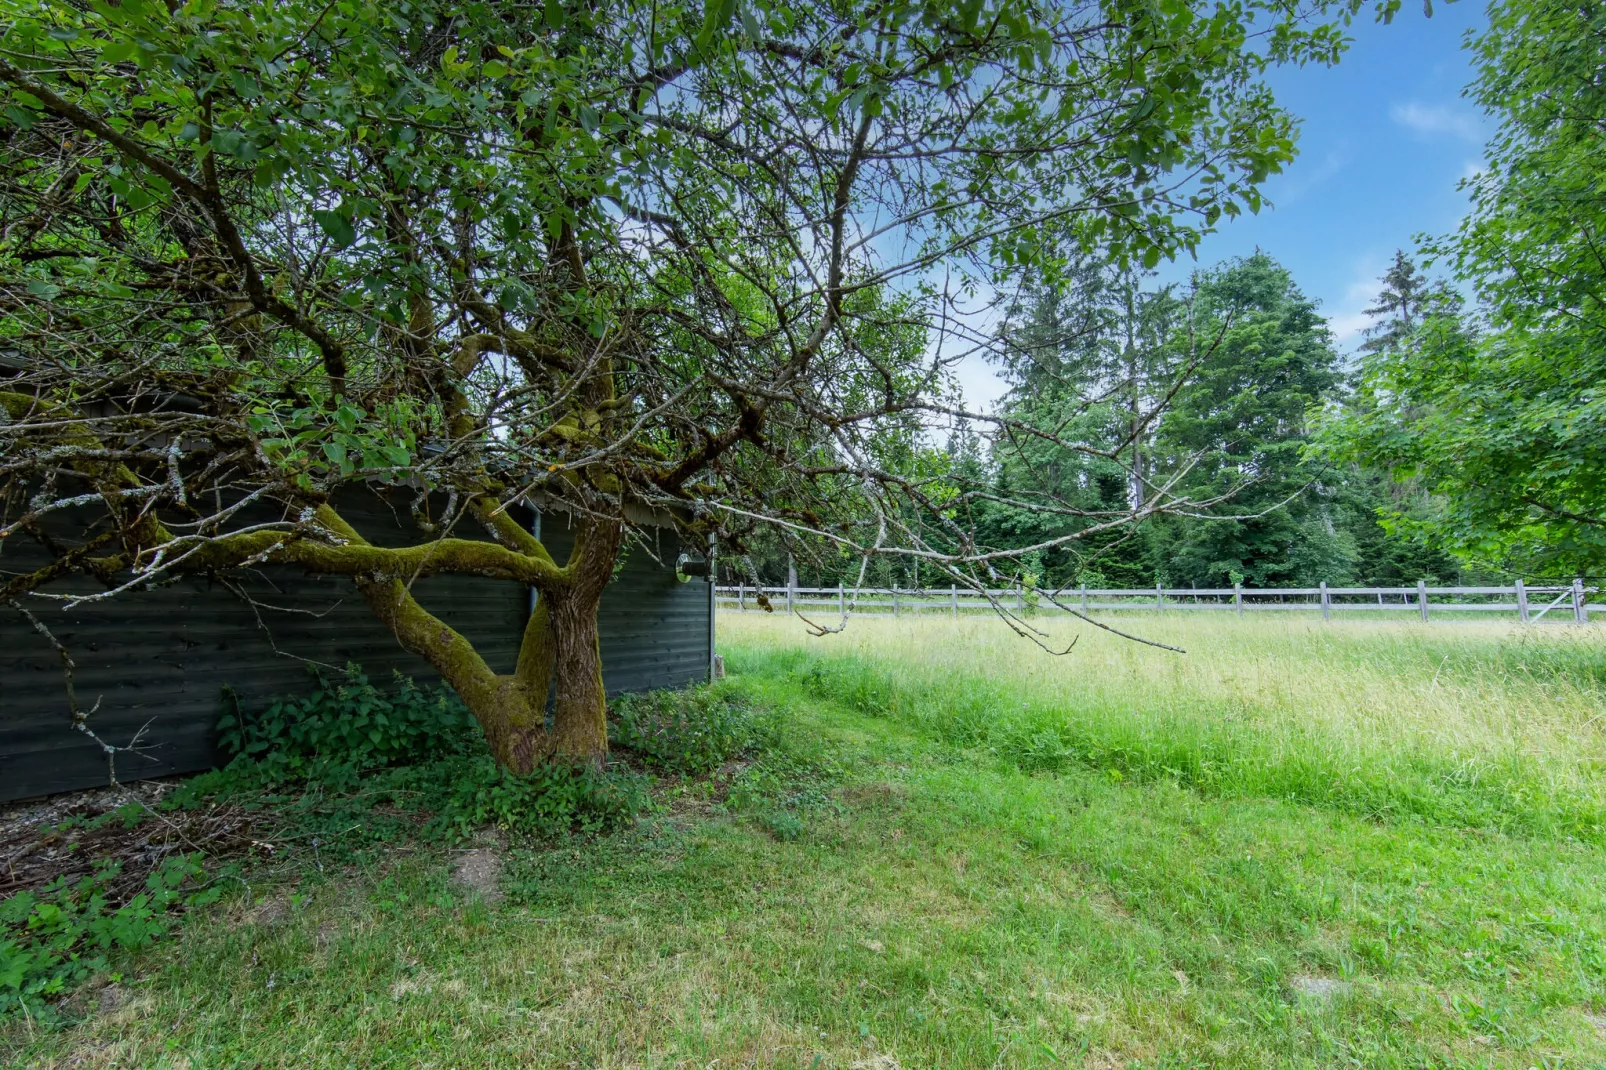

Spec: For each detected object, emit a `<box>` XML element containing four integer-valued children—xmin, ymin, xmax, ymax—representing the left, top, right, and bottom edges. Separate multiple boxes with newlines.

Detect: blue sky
<box><xmin>1170</xmin><ymin>1</ymin><xmax>1492</xmax><ymax>342</ymax></box>
<box><xmin>954</xmin><ymin>1</ymin><xmax>1494</xmax><ymax>410</ymax></box>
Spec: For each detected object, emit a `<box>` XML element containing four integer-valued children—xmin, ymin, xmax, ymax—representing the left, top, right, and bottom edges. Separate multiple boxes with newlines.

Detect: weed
<box><xmin>0</xmin><ymin>855</ymin><xmax>218</xmax><ymax>1023</ymax></box>
<box><xmin>197</xmin><ymin>667</ymin><xmax>664</xmax><ymax>848</ymax></box>
<box><xmin>609</xmin><ymin>682</ymin><xmax>773</xmax><ymax>774</ymax></box>
<box><xmin>420</xmin><ymin>756</ymin><xmax>651</xmax><ymax>841</ymax></box>
<box><xmin>216</xmin><ymin>664</ymin><xmax>477</xmax><ymax>789</ymax></box>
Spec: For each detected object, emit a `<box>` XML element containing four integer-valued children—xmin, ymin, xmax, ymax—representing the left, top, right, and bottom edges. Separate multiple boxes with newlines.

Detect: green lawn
<box><xmin>8</xmin><ymin>617</ymin><xmax>1606</xmax><ymax>1067</ymax></box>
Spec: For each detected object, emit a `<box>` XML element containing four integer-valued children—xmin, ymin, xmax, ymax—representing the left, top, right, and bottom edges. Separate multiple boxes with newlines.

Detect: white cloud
<box><xmin>1269</xmin><ymin>147</ymin><xmax>1349</xmax><ymax>206</ymax></box>
<box><xmin>1323</xmin><ymin>255</ymin><xmax>1392</xmax><ymax>350</ymax></box>
<box><xmin>1389</xmin><ymin>101</ymin><xmax>1483</xmax><ymax>143</ymax></box>
<box><xmin>1328</xmin><ymin>311</ymin><xmax>1373</xmax><ymax>346</ymax></box>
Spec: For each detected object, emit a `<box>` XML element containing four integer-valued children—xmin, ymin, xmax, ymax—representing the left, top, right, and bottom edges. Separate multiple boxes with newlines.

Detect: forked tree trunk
<box><xmin>356</xmin><ymin>518</ymin><xmax>623</xmax><ymax>776</ymax></box>
<box><xmin>465</xmin><ymin>588</ymin><xmax>608</xmax><ymax>774</ymax></box>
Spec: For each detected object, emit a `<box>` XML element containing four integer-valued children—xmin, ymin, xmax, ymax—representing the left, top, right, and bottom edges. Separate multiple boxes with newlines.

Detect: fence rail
<box><xmin>715</xmin><ymin>579</ymin><xmax>1597</xmax><ymax>624</ymax></box>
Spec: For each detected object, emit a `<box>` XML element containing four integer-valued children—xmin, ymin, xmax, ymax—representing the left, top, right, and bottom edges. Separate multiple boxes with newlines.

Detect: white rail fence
<box><xmin>716</xmin><ymin>579</ymin><xmax>1597</xmax><ymax>623</ymax></box>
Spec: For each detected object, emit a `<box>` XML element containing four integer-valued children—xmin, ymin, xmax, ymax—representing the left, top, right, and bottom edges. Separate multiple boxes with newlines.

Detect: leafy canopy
<box><xmin>1325</xmin><ymin>0</ymin><xmax>1606</xmax><ymax>575</ymax></box>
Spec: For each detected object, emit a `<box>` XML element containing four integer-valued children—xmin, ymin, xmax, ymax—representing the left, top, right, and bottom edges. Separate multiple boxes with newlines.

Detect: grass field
<box><xmin>8</xmin><ymin>615</ymin><xmax>1606</xmax><ymax>1068</ymax></box>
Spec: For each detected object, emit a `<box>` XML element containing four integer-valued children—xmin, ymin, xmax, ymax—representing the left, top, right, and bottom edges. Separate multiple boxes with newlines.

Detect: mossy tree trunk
<box><xmin>351</xmin><ymin>512</ymin><xmax>622</xmax><ymax>774</ymax></box>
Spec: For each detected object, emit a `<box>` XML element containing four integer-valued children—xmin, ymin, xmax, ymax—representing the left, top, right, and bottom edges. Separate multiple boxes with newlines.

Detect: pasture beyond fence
<box><xmin>717</xmin><ymin>580</ymin><xmax>1597</xmax><ymax>624</ymax></box>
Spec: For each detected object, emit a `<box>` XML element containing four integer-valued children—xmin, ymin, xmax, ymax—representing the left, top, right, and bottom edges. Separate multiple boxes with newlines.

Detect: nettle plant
<box><xmin>1</xmin><ymin>0</ymin><xmax>1382</xmax><ymax>771</ymax></box>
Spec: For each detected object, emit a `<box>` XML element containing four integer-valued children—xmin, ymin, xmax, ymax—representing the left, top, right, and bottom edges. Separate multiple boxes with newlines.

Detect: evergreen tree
<box><xmin>1145</xmin><ymin>253</ymin><xmax>1350</xmax><ymax>586</ymax></box>
<box><xmin>1359</xmin><ymin>250</ymin><xmax>1434</xmax><ymax>355</ymax></box>
<box><xmin>980</xmin><ymin>265</ymin><xmax>1183</xmax><ymax>587</ymax></box>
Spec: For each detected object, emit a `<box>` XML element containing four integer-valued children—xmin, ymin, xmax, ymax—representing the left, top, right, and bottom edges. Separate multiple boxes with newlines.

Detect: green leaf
<box><xmin>311</xmin><ymin>209</ymin><xmax>356</xmax><ymax>249</ymax></box>
<box><xmin>100</xmin><ymin>39</ymin><xmax>138</xmax><ymax>64</ymax></box>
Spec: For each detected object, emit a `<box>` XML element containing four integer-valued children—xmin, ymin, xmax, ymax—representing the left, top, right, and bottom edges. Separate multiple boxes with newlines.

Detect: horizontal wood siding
<box><xmin>1</xmin><ymin>495</ymin><xmax>709</xmax><ymax>800</ymax></box>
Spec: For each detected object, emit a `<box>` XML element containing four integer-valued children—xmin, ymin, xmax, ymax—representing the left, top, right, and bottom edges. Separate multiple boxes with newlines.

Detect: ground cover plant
<box><xmin>2</xmin><ymin>615</ymin><xmax>1603</xmax><ymax>1067</ymax></box>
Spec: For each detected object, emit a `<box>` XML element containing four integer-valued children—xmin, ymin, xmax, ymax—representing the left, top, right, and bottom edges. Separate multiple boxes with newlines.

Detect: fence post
<box><xmin>1320</xmin><ymin>581</ymin><xmax>1330</xmax><ymax>622</ymax></box>
<box><xmin>738</xmin><ymin>582</ymin><xmax>745</xmax><ymax>612</ymax></box>
<box><xmin>951</xmin><ymin>584</ymin><xmax>958</xmax><ymax>618</ymax></box>
<box><xmin>1017</xmin><ymin>583</ymin><xmax>1025</xmax><ymax>614</ymax></box>
<box><xmin>1156</xmin><ymin>584</ymin><xmax>1163</xmax><ymax>613</ymax></box>
<box><xmin>1418</xmin><ymin>579</ymin><xmax>1429</xmax><ymax>622</ymax></box>
<box><xmin>839</xmin><ymin>583</ymin><xmax>845</xmax><ymax>617</ymax></box>
<box><xmin>1234</xmin><ymin>582</ymin><xmax>1242</xmax><ymax>616</ymax></box>
<box><xmin>1081</xmin><ymin>584</ymin><xmax>1089</xmax><ymax>614</ymax></box>
<box><xmin>786</xmin><ymin>582</ymin><xmax>794</xmax><ymax>616</ymax></box>
<box><xmin>1574</xmin><ymin>578</ymin><xmax>1586</xmax><ymax>624</ymax></box>
<box><xmin>1515</xmin><ymin>578</ymin><xmax>1529</xmax><ymax>624</ymax></box>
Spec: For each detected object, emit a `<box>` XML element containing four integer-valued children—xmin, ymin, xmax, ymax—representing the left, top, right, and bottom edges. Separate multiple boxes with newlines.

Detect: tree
<box><xmin>1358</xmin><ymin>249</ymin><xmax>1434</xmax><ymax>355</ymax></box>
<box><xmin>0</xmin><ymin>0</ymin><xmax>1362</xmax><ymax>770</ymax></box>
<box><xmin>1327</xmin><ymin>0</ymin><xmax>1606</xmax><ymax>575</ymax></box>
<box><xmin>1317</xmin><ymin>251</ymin><xmax>1467</xmax><ymax>585</ymax></box>
<box><xmin>980</xmin><ymin>262</ymin><xmax>1185</xmax><ymax>587</ymax></box>
<box><xmin>1144</xmin><ymin>253</ymin><xmax>1346</xmax><ymax>586</ymax></box>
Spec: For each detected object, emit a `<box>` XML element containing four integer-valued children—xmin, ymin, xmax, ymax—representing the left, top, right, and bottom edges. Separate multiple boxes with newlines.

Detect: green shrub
<box><xmin>610</xmin><ymin>683</ymin><xmax>772</xmax><ymax>775</ymax></box>
<box><xmin>0</xmin><ymin>854</ymin><xmax>218</xmax><ymax>1021</ymax></box>
<box><xmin>192</xmin><ymin>667</ymin><xmax>661</xmax><ymax>849</ymax></box>
<box><xmin>216</xmin><ymin>664</ymin><xmax>478</xmax><ymax>789</ymax></box>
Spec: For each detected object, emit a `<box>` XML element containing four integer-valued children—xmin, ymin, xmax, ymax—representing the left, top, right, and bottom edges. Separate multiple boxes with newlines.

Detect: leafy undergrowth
<box><xmin>0</xmin><ymin>855</ymin><xmax>219</xmax><ymax>1024</ymax></box>
<box><xmin>0</xmin><ymin>666</ymin><xmax>835</xmax><ymax>1025</ymax></box>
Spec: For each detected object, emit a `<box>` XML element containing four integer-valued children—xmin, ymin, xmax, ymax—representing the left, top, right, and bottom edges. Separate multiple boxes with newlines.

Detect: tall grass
<box><xmin>721</xmin><ymin>613</ymin><xmax>1606</xmax><ymax>837</ymax></box>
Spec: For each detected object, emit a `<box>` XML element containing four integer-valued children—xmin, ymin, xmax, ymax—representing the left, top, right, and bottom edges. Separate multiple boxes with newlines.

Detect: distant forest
<box><xmin>752</xmin><ymin>250</ymin><xmax>1471</xmax><ymax>592</ymax></box>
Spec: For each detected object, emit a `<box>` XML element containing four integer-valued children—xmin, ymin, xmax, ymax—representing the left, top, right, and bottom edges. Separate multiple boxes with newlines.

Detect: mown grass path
<box><xmin>10</xmin><ymin>618</ymin><xmax>1606</xmax><ymax>1067</ymax></box>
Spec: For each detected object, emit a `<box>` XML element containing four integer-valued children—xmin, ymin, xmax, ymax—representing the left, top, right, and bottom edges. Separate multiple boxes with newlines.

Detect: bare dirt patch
<box><xmin>451</xmin><ymin>847</ymin><xmax>504</xmax><ymax>903</ymax></box>
<box><xmin>1</xmin><ymin>780</ymin><xmax>263</xmax><ymax>903</ymax></box>
<box><xmin>1290</xmin><ymin>975</ymin><xmax>1350</xmax><ymax>1002</ymax></box>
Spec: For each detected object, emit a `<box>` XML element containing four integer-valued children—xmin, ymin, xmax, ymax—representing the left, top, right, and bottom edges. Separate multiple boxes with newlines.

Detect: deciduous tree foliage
<box><xmin>0</xmin><ymin>0</ymin><xmax>1364</xmax><ymax>768</ymax></box>
<box><xmin>1329</xmin><ymin>0</ymin><xmax>1606</xmax><ymax>575</ymax></box>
